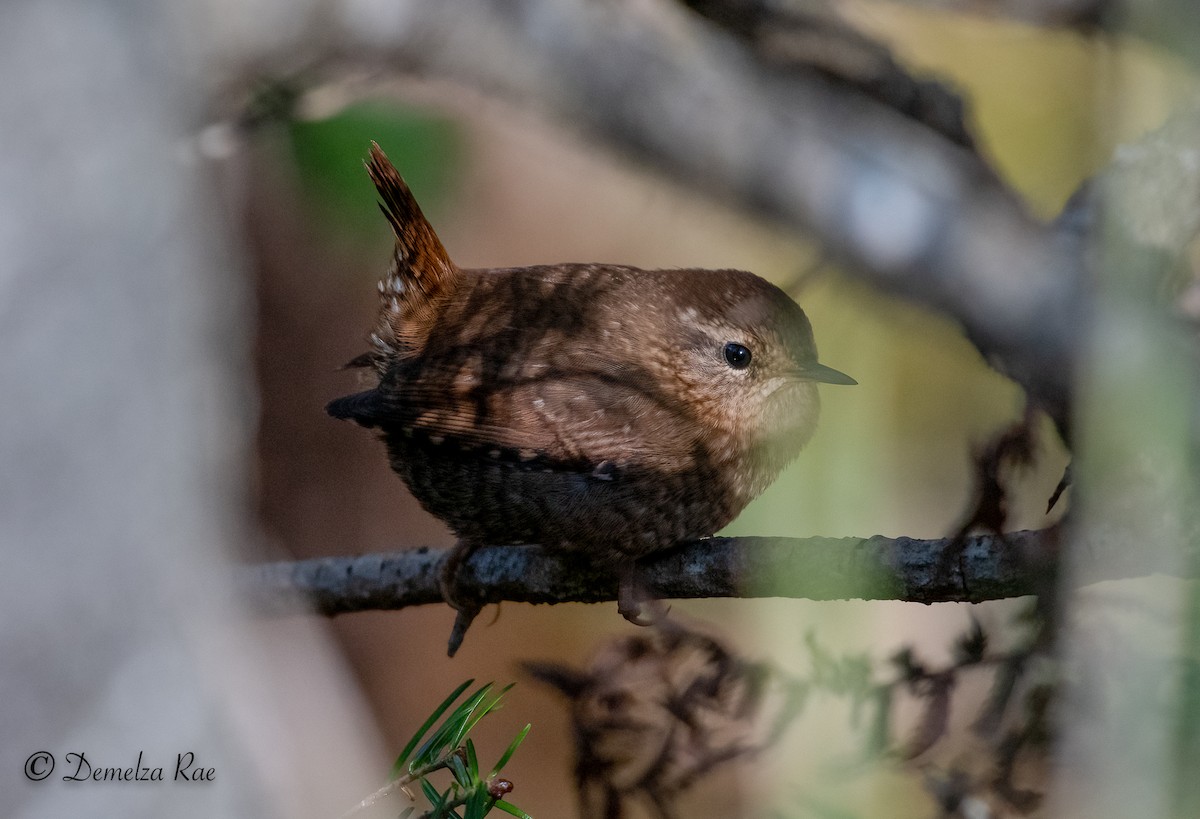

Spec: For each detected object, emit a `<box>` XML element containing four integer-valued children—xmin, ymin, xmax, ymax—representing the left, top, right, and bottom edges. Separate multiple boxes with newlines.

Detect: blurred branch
<box><xmin>242</xmin><ymin>526</ymin><xmax>1191</xmax><ymax>616</ymax></box>
<box><xmin>1059</xmin><ymin>96</ymin><xmax>1200</xmax><ymax>254</ymax></box>
<box><xmin>869</xmin><ymin>0</ymin><xmax>1116</xmax><ymax>29</ymax></box>
<box><xmin>679</xmin><ymin>0</ymin><xmax>980</xmax><ymax>149</ymax></box>
<box><xmin>310</xmin><ymin>0</ymin><xmax>1084</xmax><ymax>431</ymax></box>
<box><xmin>1057</xmin><ymin>96</ymin><xmax>1200</xmax><ymax>407</ymax></box>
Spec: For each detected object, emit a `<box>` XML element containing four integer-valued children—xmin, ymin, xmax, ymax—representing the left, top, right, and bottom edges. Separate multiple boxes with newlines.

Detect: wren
<box><xmin>328</xmin><ymin>144</ymin><xmax>855</xmax><ymax>655</ymax></box>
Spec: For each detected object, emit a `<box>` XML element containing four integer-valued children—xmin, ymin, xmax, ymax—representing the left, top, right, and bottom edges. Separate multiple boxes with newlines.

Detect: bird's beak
<box><xmin>795</xmin><ymin>361</ymin><xmax>857</xmax><ymax>385</ymax></box>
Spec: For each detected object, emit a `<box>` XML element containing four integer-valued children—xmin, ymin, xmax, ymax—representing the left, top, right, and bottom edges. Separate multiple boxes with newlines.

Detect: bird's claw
<box><xmin>446</xmin><ymin>606</ymin><xmax>481</xmax><ymax>657</ymax></box>
<box><xmin>618</xmin><ymin>565</ymin><xmax>669</xmax><ymax>627</ymax></box>
<box><xmin>440</xmin><ymin>541</ymin><xmax>482</xmax><ymax>656</ymax></box>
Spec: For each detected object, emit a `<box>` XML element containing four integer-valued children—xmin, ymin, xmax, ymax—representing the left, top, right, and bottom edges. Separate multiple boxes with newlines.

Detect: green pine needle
<box><xmin>448</xmin><ymin>753</ymin><xmax>471</xmax><ymax>788</ymax></box>
<box><xmin>420</xmin><ymin>777</ymin><xmax>443</xmax><ymax>807</ymax></box>
<box><xmin>393</xmin><ymin>679</ymin><xmax>475</xmax><ymax>778</ymax></box>
<box><xmin>492</xmin><ymin>800</ymin><xmax>533</xmax><ymax>819</ymax></box>
<box><xmin>465</xmin><ymin>787</ymin><xmax>489</xmax><ymax>819</ymax></box>
<box><xmin>465</xmin><ymin>739</ymin><xmax>480</xmax><ymax>779</ymax></box>
<box><xmin>489</xmin><ymin>725</ymin><xmax>531</xmax><ymax>778</ymax></box>
<box><xmin>377</xmin><ymin>681</ymin><xmax>529</xmax><ymax>819</ymax></box>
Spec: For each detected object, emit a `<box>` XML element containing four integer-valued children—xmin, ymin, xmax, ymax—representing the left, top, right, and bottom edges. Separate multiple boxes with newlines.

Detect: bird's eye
<box><xmin>723</xmin><ymin>342</ymin><xmax>752</xmax><ymax>370</ymax></box>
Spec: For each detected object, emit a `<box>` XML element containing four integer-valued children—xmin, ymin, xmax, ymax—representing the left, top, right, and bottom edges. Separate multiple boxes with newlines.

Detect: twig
<box><xmin>337</xmin><ymin>772</ymin><xmax>418</xmax><ymax>819</ymax></box>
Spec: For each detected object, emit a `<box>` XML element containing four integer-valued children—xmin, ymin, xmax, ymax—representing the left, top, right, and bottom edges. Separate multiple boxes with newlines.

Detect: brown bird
<box><xmin>328</xmin><ymin>144</ymin><xmax>855</xmax><ymax>655</ymax></box>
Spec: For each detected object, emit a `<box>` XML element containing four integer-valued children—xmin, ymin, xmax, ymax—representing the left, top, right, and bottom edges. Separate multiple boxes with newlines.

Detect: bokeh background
<box><xmin>243</xmin><ymin>10</ymin><xmax>1189</xmax><ymax>816</ymax></box>
<box><xmin>4</xmin><ymin>1</ymin><xmax>1198</xmax><ymax>818</ymax></box>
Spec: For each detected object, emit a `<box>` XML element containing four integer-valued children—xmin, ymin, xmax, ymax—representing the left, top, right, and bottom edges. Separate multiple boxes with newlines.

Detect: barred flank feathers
<box><xmin>365</xmin><ymin>142</ymin><xmax>459</xmax><ymax>359</ymax></box>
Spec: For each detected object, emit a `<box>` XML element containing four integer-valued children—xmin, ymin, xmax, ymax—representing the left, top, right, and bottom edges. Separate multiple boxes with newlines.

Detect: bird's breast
<box><xmin>381</xmin><ymin>425</ymin><xmax>739</xmax><ymax>561</ymax></box>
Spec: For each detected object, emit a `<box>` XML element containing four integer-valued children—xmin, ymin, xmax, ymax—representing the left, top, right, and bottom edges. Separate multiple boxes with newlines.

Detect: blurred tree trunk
<box><xmin>0</xmin><ymin>4</ymin><xmax>377</xmax><ymax>818</ymax></box>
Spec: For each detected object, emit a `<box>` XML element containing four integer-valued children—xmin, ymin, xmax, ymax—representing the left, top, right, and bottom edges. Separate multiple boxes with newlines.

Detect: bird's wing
<box><xmin>328</xmin><ymin>365</ymin><xmax>704</xmax><ymax>475</ymax></box>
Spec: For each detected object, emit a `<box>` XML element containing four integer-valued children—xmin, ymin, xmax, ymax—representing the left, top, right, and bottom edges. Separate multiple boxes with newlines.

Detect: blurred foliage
<box><xmin>288</xmin><ymin>102</ymin><xmax>463</xmax><ymax>244</ymax></box>
<box><xmin>527</xmin><ymin>622</ymin><xmax>809</xmax><ymax>818</ymax></box>
<box><xmin>532</xmin><ymin>612</ymin><xmax>1056</xmax><ymax>818</ymax></box>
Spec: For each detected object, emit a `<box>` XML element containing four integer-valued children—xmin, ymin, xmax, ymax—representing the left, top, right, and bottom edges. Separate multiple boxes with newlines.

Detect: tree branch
<box><xmin>243</xmin><ymin>526</ymin><xmax>1190</xmax><ymax>617</ymax></box>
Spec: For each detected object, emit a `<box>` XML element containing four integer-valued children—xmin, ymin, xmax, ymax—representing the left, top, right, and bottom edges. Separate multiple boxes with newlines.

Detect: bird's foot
<box><xmin>446</xmin><ymin>606</ymin><xmax>481</xmax><ymax>657</ymax></box>
<box><xmin>440</xmin><ymin>541</ymin><xmax>483</xmax><ymax>657</ymax></box>
<box><xmin>617</xmin><ymin>565</ymin><xmax>669</xmax><ymax>627</ymax></box>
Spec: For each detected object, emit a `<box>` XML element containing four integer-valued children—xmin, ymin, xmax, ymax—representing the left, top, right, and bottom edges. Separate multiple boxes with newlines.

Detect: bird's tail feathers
<box><xmin>365</xmin><ymin>142</ymin><xmax>459</xmax><ymax>357</ymax></box>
